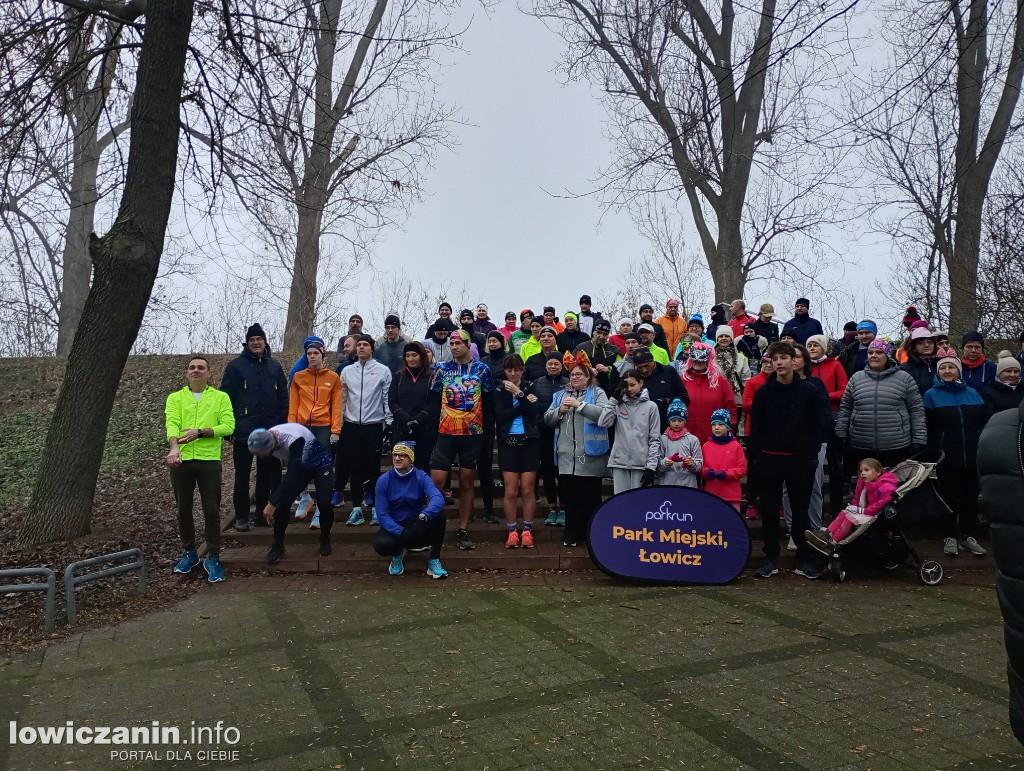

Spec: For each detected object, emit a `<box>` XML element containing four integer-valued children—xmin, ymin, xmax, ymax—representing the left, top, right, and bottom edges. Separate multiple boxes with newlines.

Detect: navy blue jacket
<box><xmin>221</xmin><ymin>347</ymin><xmax>288</xmax><ymax>438</ymax></box>
<box><xmin>962</xmin><ymin>359</ymin><xmax>997</xmax><ymax>391</ymax></box>
<box><xmin>923</xmin><ymin>377</ymin><xmax>986</xmax><ymax>468</ymax></box>
<box><xmin>781</xmin><ymin>314</ymin><xmax>824</xmax><ymax>345</ymax></box>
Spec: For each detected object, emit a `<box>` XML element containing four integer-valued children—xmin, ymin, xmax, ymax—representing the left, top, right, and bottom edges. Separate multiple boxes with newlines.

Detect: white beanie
<box><xmin>806</xmin><ymin>334</ymin><xmax>830</xmax><ymax>353</ymax></box>
<box><xmin>997</xmin><ymin>352</ymin><xmax>1021</xmax><ymax>377</ymax></box>
<box><xmin>714</xmin><ymin>325</ymin><xmax>734</xmax><ymax>342</ymax></box>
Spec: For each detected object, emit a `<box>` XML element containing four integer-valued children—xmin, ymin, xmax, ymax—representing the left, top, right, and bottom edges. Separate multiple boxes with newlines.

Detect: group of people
<box><xmin>164</xmin><ymin>296</ymin><xmax>1024</xmax><ymax>583</ymax></box>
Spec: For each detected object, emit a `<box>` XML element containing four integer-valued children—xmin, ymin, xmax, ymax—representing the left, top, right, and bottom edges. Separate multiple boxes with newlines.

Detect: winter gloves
<box><xmin>640</xmin><ymin>469</ymin><xmax>656</xmax><ymax>487</ymax></box>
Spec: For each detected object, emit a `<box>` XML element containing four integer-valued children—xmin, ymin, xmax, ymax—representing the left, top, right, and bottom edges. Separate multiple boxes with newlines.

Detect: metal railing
<box><xmin>0</xmin><ymin>568</ymin><xmax>56</xmax><ymax>631</ymax></box>
<box><xmin>64</xmin><ymin>549</ymin><xmax>146</xmax><ymax>625</ymax></box>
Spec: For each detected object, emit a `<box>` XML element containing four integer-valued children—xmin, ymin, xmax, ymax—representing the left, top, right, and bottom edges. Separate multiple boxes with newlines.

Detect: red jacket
<box><xmin>728</xmin><ymin>314</ymin><xmax>757</xmax><ymax>339</ymax></box>
<box><xmin>741</xmin><ymin>371</ymin><xmax>769</xmax><ymax>433</ymax></box>
<box><xmin>701</xmin><ymin>436</ymin><xmax>747</xmax><ymax>503</ymax></box>
<box><xmin>682</xmin><ymin>371</ymin><xmax>737</xmax><ymax>445</ymax></box>
<box><xmin>809</xmin><ymin>357</ymin><xmax>848</xmax><ymax>411</ymax></box>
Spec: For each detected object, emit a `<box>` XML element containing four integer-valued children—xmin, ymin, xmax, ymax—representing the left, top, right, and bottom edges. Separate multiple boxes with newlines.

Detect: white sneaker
<box><xmin>309</xmin><ymin>511</ymin><xmax>320</xmax><ymax>530</ymax></box>
<box><xmin>787</xmin><ymin>536</ymin><xmax>796</xmax><ymax>551</ymax></box>
<box><xmin>294</xmin><ymin>492</ymin><xmax>313</xmax><ymax>519</ymax></box>
<box><xmin>960</xmin><ymin>536</ymin><xmax>986</xmax><ymax>556</ymax></box>
<box><xmin>943</xmin><ymin>537</ymin><xmax>958</xmax><ymax>556</ymax></box>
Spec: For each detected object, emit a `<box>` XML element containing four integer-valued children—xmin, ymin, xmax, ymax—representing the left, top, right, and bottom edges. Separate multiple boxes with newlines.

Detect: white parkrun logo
<box><xmin>644</xmin><ymin>500</ymin><xmax>694</xmax><ymax>523</ymax></box>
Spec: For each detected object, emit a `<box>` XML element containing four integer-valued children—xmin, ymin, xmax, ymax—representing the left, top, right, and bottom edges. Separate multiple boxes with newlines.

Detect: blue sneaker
<box><xmin>363</xmin><ymin>491</ymin><xmax>373</xmax><ymax>508</ymax></box>
<box><xmin>203</xmin><ymin>556</ymin><xmax>226</xmax><ymax>583</ymax></box>
<box><xmin>370</xmin><ymin>508</ymin><xmax>379</xmax><ymax>526</ymax></box>
<box><xmin>426</xmin><ymin>559</ymin><xmax>448</xmax><ymax>580</ymax></box>
<box><xmin>794</xmin><ymin>562</ymin><xmax>822</xmax><ymax>580</ymax></box>
<box><xmin>173</xmin><ymin>550</ymin><xmax>200</xmax><ymax>574</ymax></box>
<box><xmin>346</xmin><ymin>507</ymin><xmax>365</xmax><ymax>526</ymax></box>
<box><xmin>389</xmin><ymin>550</ymin><xmax>405</xmax><ymax>576</ymax></box>
<box><xmin>295</xmin><ymin>491</ymin><xmax>314</xmax><ymax>519</ymax></box>
<box><xmin>555</xmin><ymin>510</ymin><xmax>566</xmax><ymax>526</ymax></box>
<box><xmin>330</xmin><ymin>491</ymin><xmax>343</xmax><ymax>507</ymax></box>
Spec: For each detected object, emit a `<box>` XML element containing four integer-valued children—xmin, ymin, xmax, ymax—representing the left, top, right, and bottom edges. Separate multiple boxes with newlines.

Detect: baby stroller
<box><xmin>819</xmin><ymin>450</ymin><xmax>950</xmax><ymax>585</ymax></box>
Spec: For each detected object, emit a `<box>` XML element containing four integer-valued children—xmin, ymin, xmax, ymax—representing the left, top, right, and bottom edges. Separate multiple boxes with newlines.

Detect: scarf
<box><xmin>716</xmin><ymin>345</ymin><xmax>742</xmax><ymax>392</ymax></box>
<box><xmin>962</xmin><ymin>355</ymin><xmax>986</xmax><ymax>369</ymax></box>
<box><xmin>710</xmin><ymin>433</ymin><xmax>733</xmax><ymax>445</ymax></box>
<box><xmin>666</xmin><ymin>426</ymin><xmax>688</xmax><ymax>441</ymax></box>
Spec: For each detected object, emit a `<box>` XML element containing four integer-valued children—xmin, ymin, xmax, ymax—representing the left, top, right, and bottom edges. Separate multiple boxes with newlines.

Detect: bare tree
<box><xmin>205</xmin><ymin>0</ymin><xmax>456</xmax><ymax>352</ymax></box>
<box><xmin>629</xmin><ymin>198</ymin><xmax>710</xmax><ymax>315</ymax></box>
<box><xmin>534</xmin><ymin>0</ymin><xmax>855</xmax><ymax>301</ymax></box>
<box><xmin>858</xmin><ymin>0</ymin><xmax>1024</xmax><ymax>340</ymax></box>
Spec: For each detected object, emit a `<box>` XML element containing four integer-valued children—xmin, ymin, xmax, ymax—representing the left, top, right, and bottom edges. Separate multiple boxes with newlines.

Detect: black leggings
<box><xmin>559</xmin><ymin>474</ymin><xmax>603</xmax><ymax>544</ymax></box>
<box><xmin>272</xmin><ymin>461</ymin><xmax>334</xmax><ymax>547</ymax></box>
<box><xmin>342</xmin><ymin>423</ymin><xmax>385</xmax><ymax>506</ymax></box>
<box><xmin>372</xmin><ymin>516</ymin><xmax>446</xmax><ymax>560</ymax></box>
<box><xmin>938</xmin><ymin>465</ymin><xmax>979</xmax><ymax>538</ymax></box>
<box><xmin>476</xmin><ymin>423</ymin><xmax>495</xmax><ymax>513</ymax></box>
<box><xmin>539</xmin><ymin>427</ymin><xmax>560</xmax><ymax>506</ymax></box>
<box><xmin>232</xmin><ymin>439</ymin><xmax>281</xmax><ymax>521</ymax></box>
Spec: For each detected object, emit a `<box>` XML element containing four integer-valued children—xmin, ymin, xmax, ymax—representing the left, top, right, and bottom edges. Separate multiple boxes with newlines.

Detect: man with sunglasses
<box><xmin>429</xmin><ymin>329</ymin><xmax>495</xmax><ymax>550</ymax></box>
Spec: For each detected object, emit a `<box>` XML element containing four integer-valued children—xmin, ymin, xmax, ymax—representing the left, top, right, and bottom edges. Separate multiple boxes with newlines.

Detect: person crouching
<box><xmin>372</xmin><ymin>442</ymin><xmax>449</xmax><ymax>579</ymax></box>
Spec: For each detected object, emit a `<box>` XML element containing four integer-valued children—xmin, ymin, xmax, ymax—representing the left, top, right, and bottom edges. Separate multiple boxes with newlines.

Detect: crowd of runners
<box><xmin>163</xmin><ymin>297</ymin><xmax>1024</xmax><ymax>583</ymax></box>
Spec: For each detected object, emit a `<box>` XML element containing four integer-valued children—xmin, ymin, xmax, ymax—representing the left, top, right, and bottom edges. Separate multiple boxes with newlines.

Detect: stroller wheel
<box><xmin>919</xmin><ymin>560</ymin><xmax>943</xmax><ymax>586</ymax></box>
<box><xmin>828</xmin><ymin>558</ymin><xmax>846</xmax><ymax>582</ymax></box>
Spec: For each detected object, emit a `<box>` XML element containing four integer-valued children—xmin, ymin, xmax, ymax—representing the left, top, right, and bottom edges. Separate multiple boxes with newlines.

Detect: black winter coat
<box><xmin>750</xmin><ymin>318</ymin><xmax>779</xmax><ymax>345</ymax></box>
<box><xmin>556</xmin><ymin>329</ymin><xmax>589</xmax><ymax>353</ymax></box>
<box><xmin>900</xmin><ymin>354</ymin><xmax>938</xmax><ymax>397</ymax></box>
<box><xmin>574</xmin><ymin>340</ymin><xmax>621</xmax><ymax>396</ymax></box>
<box><xmin>981</xmin><ymin>380</ymin><xmax>1024</xmax><ymax>423</ymax></box>
<box><xmin>532</xmin><ymin>373</ymin><xmax>568</xmax><ymax>416</ymax></box>
<box><xmin>641</xmin><ymin>363</ymin><xmax>690</xmax><ymax>432</ymax></box>
<box><xmin>524</xmin><ymin>350</ymin><xmax>560</xmax><ymax>382</ymax></box>
<box><xmin>747</xmin><ymin>374</ymin><xmax>821</xmax><ymax>457</ymax></box>
<box><xmin>388</xmin><ymin>366</ymin><xmax>439</xmax><ymax>441</ymax></box>
<box><xmin>481</xmin><ymin>351</ymin><xmax>507</xmax><ymax>386</ymax></box>
<box><xmin>977</xmin><ymin>399</ymin><xmax>1024</xmax><ymax>744</ymax></box>
<box><xmin>220</xmin><ymin>347</ymin><xmax>289</xmax><ymax>437</ymax></box>
<box><xmin>495</xmin><ymin>380</ymin><xmax>541</xmax><ymax>439</ymax></box>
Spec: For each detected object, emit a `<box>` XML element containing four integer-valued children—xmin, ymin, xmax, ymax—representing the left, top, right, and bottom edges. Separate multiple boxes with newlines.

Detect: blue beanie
<box><xmin>667</xmin><ymin>399</ymin><xmax>688</xmax><ymax>422</ymax></box>
<box><xmin>688</xmin><ymin>313</ymin><xmax>704</xmax><ymax>326</ymax></box>
<box><xmin>711</xmin><ymin>409</ymin><xmax>732</xmax><ymax>427</ymax></box>
<box><xmin>856</xmin><ymin>320</ymin><xmax>877</xmax><ymax>335</ymax></box>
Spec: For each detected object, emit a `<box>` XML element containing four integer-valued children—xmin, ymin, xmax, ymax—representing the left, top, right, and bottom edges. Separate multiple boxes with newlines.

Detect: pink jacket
<box><xmin>700</xmin><ymin>437</ymin><xmax>747</xmax><ymax>503</ymax></box>
<box><xmin>849</xmin><ymin>471</ymin><xmax>899</xmax><ymax>520</ymax></box>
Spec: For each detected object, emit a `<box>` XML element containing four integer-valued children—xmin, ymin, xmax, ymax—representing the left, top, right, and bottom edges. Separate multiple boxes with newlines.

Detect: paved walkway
<box><xmin>1</xmin><ymin>580</ymin><xmax>1019</xmax><ymax>769</ymax></box>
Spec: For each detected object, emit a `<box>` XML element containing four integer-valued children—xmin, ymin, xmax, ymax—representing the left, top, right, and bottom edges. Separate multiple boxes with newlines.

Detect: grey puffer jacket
<box><xmin>977</xmin><ymin>399</ymin><xmax>1024</xmax><ymax>744</ymax></box>
<box><xmin>597</xmin><ymin>389</ymin><xmax>661</xmax><ymax>471</ymax></box>
<box><xmin>835</xmin><ymin>363</ymin><xmax>926</xmax><ymax>451</ymax></box>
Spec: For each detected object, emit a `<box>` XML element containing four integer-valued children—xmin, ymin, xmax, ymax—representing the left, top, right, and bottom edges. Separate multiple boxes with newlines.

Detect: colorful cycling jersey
<box><xmin>430</xmin><ymin>359</ymin><xmax>494</xmax><ymax>436</ymax></box>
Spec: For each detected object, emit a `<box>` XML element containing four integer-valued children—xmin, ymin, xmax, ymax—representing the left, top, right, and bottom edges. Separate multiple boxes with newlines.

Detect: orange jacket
<box><xmin>289</xmin><ymin>367</ymin><xmax>343</xmax><ymax>434</ymax></box>
<box><xmin>656</xmin><ymin>312</ymin><xmax>688</xmax><ymax>356</ymax></box>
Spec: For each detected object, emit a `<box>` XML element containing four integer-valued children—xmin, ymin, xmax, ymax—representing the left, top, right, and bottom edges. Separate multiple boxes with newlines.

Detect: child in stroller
<box><xmin>806</xmin><ymin>458</ymin><xmax>897</xmax><ymax>553</ymax></box>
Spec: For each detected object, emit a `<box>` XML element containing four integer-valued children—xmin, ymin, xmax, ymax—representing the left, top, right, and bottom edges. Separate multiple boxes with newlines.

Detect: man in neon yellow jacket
<box><xmin>165</xmin><ymin>355</ymin><xmax>235</xmax><ymax>583</ymax></box>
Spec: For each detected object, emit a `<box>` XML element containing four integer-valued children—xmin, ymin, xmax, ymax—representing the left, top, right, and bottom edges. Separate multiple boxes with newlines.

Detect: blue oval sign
<box><xmin>587</xmin><ymin>486</ymin><xmax>751</xmax><ymax>584</ymax></box>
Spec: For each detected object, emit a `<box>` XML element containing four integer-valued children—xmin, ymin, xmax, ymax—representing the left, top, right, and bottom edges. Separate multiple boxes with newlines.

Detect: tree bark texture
<box><xmin>18</xmin><ymin>0</ymin><xmax>195</xmax><ymax>546</ymax></box>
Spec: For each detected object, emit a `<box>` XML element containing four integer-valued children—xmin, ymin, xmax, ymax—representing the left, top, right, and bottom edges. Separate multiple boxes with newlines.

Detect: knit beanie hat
<box><xmin>935</xmin><ymin>345</ymin><xmax>962</xmax><ymax>374</ymax></box>
<box><xmin>617</xmin><ymin>317</ymin><xmax>633</xmax><ymax>329</ymax></box>
<box><xmin>438</xmin><ymin>302</ymin><xmax>453</xmax><ymax>314</ymax></box>
<box><xmin>843</xmin><ymin>321</ymin><xmax>858</xmax><ymax>332</ymax></box>
<box><xmin>486</xmin><ymin>330</ymin><xmax>506</xmax><ymax>346</ymax></box>
<box><xmin>392</xmin><ymin>441</ymin><xmax>416</xmax><ymax>462</ymax></box>
<box><xmin>781</xmin><ymin>327</ymin><xmax>799</xmax><ymax>340</ymax></box>
<box><xmin>902</xmin><ymin>306</ymin><xmax>922</xmax><ymax>327</ymax></box>
<box><xmin>667</xmin><ymin>399</ymin><xmax>688</xmax><ymax>422</ymax></box>
<box><xmin>962</xmin><ymin>331</ymin><xmax>985</xmax><ymax>346</ymax></box>
<box><xmin>594</xmin><ymin>318</ymin><xmax>612</xmax><ymax>333</ymax></box>
<box><xmin>867</xmin><ymin>338</ymin><xmax>893</xmax><ymax>358</ymax></box>
<box><xmin>520</xmin><ymin>308</ymin><xmax>534</xmax><ymax>321</ymax></box>
<box><xmin>639</xmin><ymin>304</ymin><xmax>654</xmax><ymax>313</ymax></box>
<box><xmin>806</xmin><ymin>334</ymin><xmax>829</xmax><ymax>352</ymax></box>
<box><xmin>356</xmin><ymin>333</ymin><xmax>375</xmax><ymax>350</ymax></box>
<box><xmin>688</xmin><ymin>313</ymin><xmax>705</xmax><ymax>327</ymax></box>
<box><xmin>540</xmin><ymin>326</ymin><xmax>558</xmax><ymax>338</ymax></box>
<box><xmin>909</xmin><ymin>319</ymin><xmax>930</xmax><ymax>331</ymax></box>
<box><xmin>796</xmin><ymin>297</ymin><xmax>811</xmax><ymax>308</ymax></box>
<box><xmin>245</xmin><ymin>323</ymin><xmax>267</xmax><ymax>342</ymax></box>
<box><xmin>714</xmin><ymin>325</ymin><xmax>735</xmax><ymax>342</ymax></box>
<box><xmin>996</xmin><ymin>352</ymin><xmax>1020</xmax><ymax>377</ymax></box>
<box><xmin>384</xmin><ymin>314</ymin><xmax>401</xmax><ymax>328</ymax></box>
<box><xmin>710</xmin><ymin>408</ymin><xmax>731</xmax><ymax>427</ymax></box>
<box><xmin>305</xmin><ymin>338</ymin><xmax>326</xmax><ymax>354</ymax></box>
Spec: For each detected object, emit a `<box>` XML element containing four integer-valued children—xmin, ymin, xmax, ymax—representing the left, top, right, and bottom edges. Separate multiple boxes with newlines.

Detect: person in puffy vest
<box><xmin>544</xmin><ymin>352</ymin><xmax>610</xmax><ymax>547</ymax></box>
<box><xmin>977</xmin><ymin>394</ymin><xmax>1024</xmax><ymax>745</ymax></box>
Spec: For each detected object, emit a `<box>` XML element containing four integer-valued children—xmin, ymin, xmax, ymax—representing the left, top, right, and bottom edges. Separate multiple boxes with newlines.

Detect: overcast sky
<box><xmin>352</xmin><ymin>1</ymin><xmax>897</xmax><ymax>339</ymax></box>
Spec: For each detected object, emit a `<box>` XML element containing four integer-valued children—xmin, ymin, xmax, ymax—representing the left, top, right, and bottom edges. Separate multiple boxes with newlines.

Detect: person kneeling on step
<box><xmin>373</xmin><ymin>442</ymin><xmax>449</xmax><ymax>579</ymax></box>
<box><xmin>248</xmin><ymin>424</ymin><xmax>336</xmax><ymax>562</ymax></box>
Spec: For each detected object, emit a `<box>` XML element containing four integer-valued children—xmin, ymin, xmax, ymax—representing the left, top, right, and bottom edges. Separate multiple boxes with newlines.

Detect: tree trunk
<box><xmin>948</xmin><ymin>181</ymin><xmax>984</xmax><ymax>342</ymax></box>
<box><xmin>18</xmin><ymin>0</ymin><xmax>195</xmax><ymax>546</ymax></box>
<box><xmin>55</xmin><ymin>128</ymin><xmax>102</xmax><ymax>356</ymax></box>
<box><xmin>283</xmin><ymin>192</ymin><xmax>326</xmax><ymax>352</ymax></box>
<box><xmin>712</xmin><ymin>205</ymin><xmax>747</xmax><ymax>302</ymax></box>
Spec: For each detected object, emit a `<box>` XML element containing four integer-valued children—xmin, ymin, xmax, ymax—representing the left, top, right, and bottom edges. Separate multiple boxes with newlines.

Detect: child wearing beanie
<box><xmin>701</xmin><ymin>408</ymin><xmax>747</xmax><ymax>511</ymax></box>
<box><xmin>658</xmin><ymin>399</ymin><xmax>703</xmax><ymax>488</ymax></box>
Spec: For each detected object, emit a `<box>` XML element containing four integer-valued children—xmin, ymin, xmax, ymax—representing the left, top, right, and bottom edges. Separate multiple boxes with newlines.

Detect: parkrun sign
<box><xmin>587</xmin><ymin>486</ymin><xmax>751</xmax><ymax>584</ymax></box>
